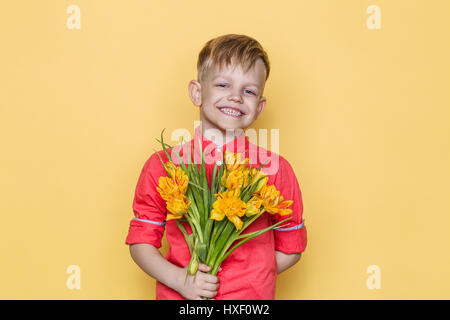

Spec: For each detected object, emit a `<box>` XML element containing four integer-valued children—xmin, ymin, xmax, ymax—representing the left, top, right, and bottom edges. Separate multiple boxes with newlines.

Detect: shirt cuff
<box><xmin>125</xmin><ymin>217</ymin><xmax>166</xmax><ymax>248</ymax></box>
<box><xmin>274</xmin><ymin>219</ymin><xmax>307</xmax><ymax>254</ymax></box>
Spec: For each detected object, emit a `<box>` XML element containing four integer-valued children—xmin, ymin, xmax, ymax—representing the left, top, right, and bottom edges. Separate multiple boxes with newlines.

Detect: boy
<box><xmin>125</xmin><ymin>34</ymin><xmax>307</xmax><ymax>300</ymax></box>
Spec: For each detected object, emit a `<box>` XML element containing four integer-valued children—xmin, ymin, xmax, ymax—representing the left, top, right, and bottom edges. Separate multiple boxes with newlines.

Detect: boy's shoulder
<box><xmin>138</xmin><ymin>149</ymin><xmax>168</xmax><ymax>178</ymax></box>
<box><xmin>248</xmin><ymin>140</ymin><xmax>295</xmax><ymax>178</ymax></box>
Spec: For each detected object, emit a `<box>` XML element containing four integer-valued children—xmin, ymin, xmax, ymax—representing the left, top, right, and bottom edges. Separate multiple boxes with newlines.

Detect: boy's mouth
<box><xmin>217</xmin><ymin>106</ymin><xmax>245</xmax><ymax>118</ymax></box>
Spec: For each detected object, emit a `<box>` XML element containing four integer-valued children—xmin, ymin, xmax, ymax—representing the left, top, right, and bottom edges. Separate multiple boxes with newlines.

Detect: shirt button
<box><xmin>216</xmin><ymin>160</ymin><xmax>222</xmax><ymax>166</ymax></box>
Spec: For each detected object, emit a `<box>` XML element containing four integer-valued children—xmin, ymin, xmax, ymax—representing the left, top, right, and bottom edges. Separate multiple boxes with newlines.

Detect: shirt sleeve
<box><xmin>125</xmin><ymin>151</ymin><xmax>168</xmax><ymax>248</ymax></box>
<box><xmin>270</xmin><ymin>156</ymin><xmax>307</xmax><ymax>254</ymax></box>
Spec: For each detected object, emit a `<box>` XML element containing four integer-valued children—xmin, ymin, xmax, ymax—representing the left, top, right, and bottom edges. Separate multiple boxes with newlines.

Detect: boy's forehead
<box><xmin>207</xmin><ymin>59</ymin><xmax>266</xmax><ymax>86</ymax></box>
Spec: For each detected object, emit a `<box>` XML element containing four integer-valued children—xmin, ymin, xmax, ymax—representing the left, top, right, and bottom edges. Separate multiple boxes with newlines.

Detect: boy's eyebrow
<box><xmin>212</xmin><ymin>75</ymin><xmax>260</xmax><ymax>88</ymax></box>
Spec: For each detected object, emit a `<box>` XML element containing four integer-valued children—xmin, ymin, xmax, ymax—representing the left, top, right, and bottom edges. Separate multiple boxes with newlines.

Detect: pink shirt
<box><xmin>125</xmin><ymin>125</ymin><xmax>307</xmax><ymax>299</ymax></box>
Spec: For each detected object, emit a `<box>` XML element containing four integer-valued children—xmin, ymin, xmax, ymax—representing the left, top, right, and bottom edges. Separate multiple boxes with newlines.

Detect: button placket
<box><xmin>215</xmin><ymin>146</ymin><xmax>223</xmax><ymax>166</ymax></box>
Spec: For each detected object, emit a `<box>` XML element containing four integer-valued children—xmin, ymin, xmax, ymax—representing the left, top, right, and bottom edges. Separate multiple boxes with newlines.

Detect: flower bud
<box><xmin>189</xmin><ymin>255</ymin><xmax>198</xmax><ymax>275</ymax></box>
<box><xmin>245</xmin><ymin>203</ymin><xmax>260</xmax><ymax>217</ymax></box>
<box><xmin>254</xmin><ymin>175</ymin><xmax>268</xmax><ymax>193</ymax></box>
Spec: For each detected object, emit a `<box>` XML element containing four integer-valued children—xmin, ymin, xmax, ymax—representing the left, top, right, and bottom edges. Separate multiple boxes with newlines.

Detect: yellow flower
<box><xmin>166</xmin><ymin>195</ymin><xmax>191</xmax><ymax>220</ymax></box>
<box><xmin>163</xmin><ymin>161</ymin><xmax>178</xmax><ymax>179</ymax></box>
<box><xmin>163</xmin><ymin>161</ymin><xmax>189</xmax><ymax>193</ymax></box>
<box><xmin>242</xmin><ymin>167</ymin><xmax>252</xmax><ymax>188</ymax></box>
<box><xmin>172</xmin><ymin>165</ymin><xmax>189</xmax><ymax>194</ymax></box>
<box><xmin>156</xmin><ymin>162</ymin><xmax>191</xmax><ymax>220</ymax></box>
<box><xmin>256</xmin><ymin>184</ymin><xmax>293</xmax><ymax>216</ymax></box>
<box><xmin>157</xmin><ymin>176</ymin><xmax>181</xmax><ymax>201</ymax></box>
<box><xmin>220</xmin><ymin>171</ymin><xmax>227</xmax><ymax>188</ymax></box>
<box><xmin>210</xmin><ymin>190</ymin><xmax>247</xmax><ymax>230</ymax></box>
<box><xmin>157</xmin><ymin>164</ymin><xmax>189</xmax><ymax>201</ymax></box>
<box><xmin>221</xmin><ymin>169</ymin><xmax>244</xmax><ymax>193</ymax></box>
<box><xmin>224</xmin><ymin>150</ymin><xmax>249</xmax><ymax>172</ymax></box>
<box><xmin>245</xmin><ymin>196</ymin><xmax>263</xmax><ymax>217</ymax></box>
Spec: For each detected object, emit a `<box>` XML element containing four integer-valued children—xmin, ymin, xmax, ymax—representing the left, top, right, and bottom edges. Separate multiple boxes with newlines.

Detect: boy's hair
<box><xmin>197</xmin><ymin>34</ymin><xmax>270</xmax><ymax>84</ymax></box>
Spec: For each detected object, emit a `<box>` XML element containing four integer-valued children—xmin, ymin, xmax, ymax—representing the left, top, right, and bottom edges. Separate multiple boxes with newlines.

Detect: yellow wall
<box><xmin>1</xmin><ymin>0</ymin><xmax>449</xmax><ymax>299</ymax></box>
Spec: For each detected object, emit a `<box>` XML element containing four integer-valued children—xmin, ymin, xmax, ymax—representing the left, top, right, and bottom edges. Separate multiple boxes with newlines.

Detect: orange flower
<box><xmin>166</xmin><ymin>195</ymin><xmax>191</xmax><ymax>220</ymax></box>
<box><xmin>210</xmin><ymin>190</ymin><xmax>247</xmax><ymax>230</ymax></box>
<box><xmin>156</xmin><ymin>162</ymin><xmax>191</xmax><ymax>220</ymax></box>
<box><xmin>157</xmin><ymin>176</ymin><xmax>181</xmax><ymax>202</ymax></box>
<box><xmin>221</xmin><ymin>169</ymin><xmax>244</xmax><ymax>193</ymax></box>
<box><xmin>242</xmin><ymin>167</ymin><xmax>252</xmax><ymax>188</ymax></box>
<box><xmin>163</xmin><ymin>161</ymin><xmax>177</xmax><ymax>178</ymax></box>
<box><xmin>256</xmin><ymin>184</ymin><xmax>293</xmax><ymax>216</ymax></box>
<box><xmin>157</xmin><ymin>163</ymin><xmax>189</xmax><ymax>201</ymax></box>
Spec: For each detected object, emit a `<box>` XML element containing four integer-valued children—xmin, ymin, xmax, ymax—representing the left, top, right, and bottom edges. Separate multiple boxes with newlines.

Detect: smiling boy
<box><xmin>126</xmin><ymin>34</ymin><xmax>307</xmax><ymax>300</ymax></box>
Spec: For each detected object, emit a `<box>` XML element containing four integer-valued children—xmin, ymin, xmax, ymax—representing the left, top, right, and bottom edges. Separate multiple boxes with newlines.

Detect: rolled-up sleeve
<box><xmin>270</xmin><ymin>156</ymin><xmax>307</xmax><ymax>254</ymax></box>
<box><xmin>125</xmin><ymin>151</ymin><xmax>167</xmax><ymax>248</ymax></box>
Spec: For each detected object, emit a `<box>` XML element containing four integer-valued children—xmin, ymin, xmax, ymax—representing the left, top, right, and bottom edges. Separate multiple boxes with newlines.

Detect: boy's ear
<box><xmin>256</xmin><ymin>96</ymin><xmax>266</xmax><ymax>118</ymax></box>
<box><xmin>188</xmin><ymin>80</ymin><xmax>202</xmax><ymax>106</ymax></box>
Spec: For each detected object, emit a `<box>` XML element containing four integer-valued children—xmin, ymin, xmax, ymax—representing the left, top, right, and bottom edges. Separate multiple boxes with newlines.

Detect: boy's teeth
<box><xmin>220</xmin><ymin>108</ymin><xmax>242</xmax><ymax>116</ymax></box>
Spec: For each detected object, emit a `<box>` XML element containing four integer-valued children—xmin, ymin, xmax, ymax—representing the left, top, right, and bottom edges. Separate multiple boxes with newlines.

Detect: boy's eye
<box><xmin>216</xmin><ymin>84</ymin><xmax>256</xmax><ymax>95</ymax></box>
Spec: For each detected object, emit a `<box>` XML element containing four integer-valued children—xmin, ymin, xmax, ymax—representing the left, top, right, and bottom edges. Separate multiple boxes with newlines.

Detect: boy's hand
<box><xmin>175</xmin><ymin>263</ymin><xmax>219</xmax><ymax>300</ymax></box>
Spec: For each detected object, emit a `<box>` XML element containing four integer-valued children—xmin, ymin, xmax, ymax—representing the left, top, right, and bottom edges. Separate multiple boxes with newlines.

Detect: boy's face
<box><xmin>189</xmin><ymin>58</ymin><xmax>267</xmax><ymax>135</ymax></box>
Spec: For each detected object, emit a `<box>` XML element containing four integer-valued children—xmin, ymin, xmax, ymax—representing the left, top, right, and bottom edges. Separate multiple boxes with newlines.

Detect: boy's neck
<box><xmin>200</xmin><ymin>122</ymin><xmax>245</xmax><ymax>147</ymax></box>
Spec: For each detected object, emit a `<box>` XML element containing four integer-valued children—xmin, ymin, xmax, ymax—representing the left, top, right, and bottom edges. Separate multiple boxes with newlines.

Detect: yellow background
<box><xmin>1</xmin><ymin>0</ymin><xmax>449</xmax><ymax>299</ymax></box>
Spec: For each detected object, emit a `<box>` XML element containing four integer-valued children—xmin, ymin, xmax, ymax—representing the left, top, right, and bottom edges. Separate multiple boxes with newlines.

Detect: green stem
<box><xmin>203</xmin><ymin>219</ymin><xmax>213</xmax><ymax>250</ymax></box>
<box><xmin>238</xmin><ymin>207</ymin><xmax>266</xmax><ymax>235</ymax></box>
<box><xmin>184</xmin><ymin>214</ymin><xmax>203</xmax><ymax>243</ymax></box>
<box><xmin>206</xmin><ymin>219</ymin><xmax>228</xmax><ymax>264</ymax></box>
<box><xmin>212</xmin><ymin>217</ymin><xmax>292</xmax><ymax>275</ymax></box>
<box><xmin>210</xmin><ymin>235</ymin><xmax>236</xmax><ymax>275</ymax></box>
<box><xmin>236</xmin><ymin>217</ymin><xmax>292</xmax><ymax>240</ymax></box>
<box><xmin>209</xmin><ymin>223</ymin><xmax>238</xmax><ymax>273</ymax></box>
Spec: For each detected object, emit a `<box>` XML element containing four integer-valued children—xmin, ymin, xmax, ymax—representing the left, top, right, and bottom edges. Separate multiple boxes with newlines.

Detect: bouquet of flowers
<box><xmin>154</xmin><ymin>129</ymin><xmax>293</xmax><ymax>283</ymax></box>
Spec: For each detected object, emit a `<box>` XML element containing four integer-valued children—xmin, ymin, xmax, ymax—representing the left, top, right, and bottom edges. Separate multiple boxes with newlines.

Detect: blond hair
<box><xmin>197</xmin><ymin>34</ymin><xmax>270</xmax><ymax>83</ymax></box>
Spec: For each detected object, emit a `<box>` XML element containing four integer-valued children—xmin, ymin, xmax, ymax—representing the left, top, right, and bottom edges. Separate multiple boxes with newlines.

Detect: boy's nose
<box><xmin>228</xmin><ymin>92</ymin><xmax>243</xmax><ymax>103</ymax></box>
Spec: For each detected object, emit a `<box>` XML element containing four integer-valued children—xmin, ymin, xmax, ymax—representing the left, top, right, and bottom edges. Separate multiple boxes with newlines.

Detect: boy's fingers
<box><xmin>197</xmin><ymin>263</ymin><xmax>211</xmax><ymax>272</ymax></box>
<box><xmin>201</xmin><ymin>273</ymin><xmax>219</xmax><ymax>284</ymax></box>
<box><xmin>200</xmin><ymin>289</ymin><xmax>217</xmax><ymax>299</ymax></box>
<box><xmin>203</xmin><ymin>282</ymin><xmax>219</xmax><ymax>291</ymax></box>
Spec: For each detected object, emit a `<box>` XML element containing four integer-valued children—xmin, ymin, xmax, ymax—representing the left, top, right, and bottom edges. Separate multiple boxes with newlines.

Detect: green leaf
<box><xmin>255</xmin><ymin>157</ymin><xmax>270</xmax><ymax>172</ymax></box>
<box><xmin>210</xmin><ymin>162</ymin><xmax>218</xmax><ymax>200</ymax></box>
<box><xmin>217</xmin><ymin>217</ymin><xmax>293</xmax><ymax>268</ymax></box>
<box><xmin>153</xmin><ymin>148</ymin><xmax>170</xmax><ymax>177</ymax></box>
<box><xmin>156</xmin><ymin>128</ymin><xmax>173</xmax><ymax>163</ymax></box>
<box><xmin>236</xmin><ymin>217</ymin><xmax>292</xmax><ymax>240</ymax></box>
<box><xmin>241</xmin><ymin>175</ymin><xmax>267</xmax><ymax>202</ymax></box>
<box><xmin>196</xmin><ymin>241</ymin><xmax>208</xmax><ymax>263</ymax></box>
<box><xmin>176</xmin><ymin>220</ymin><xmax>191</xmax><ymax>249</ymax></box>
<box><xmin>188</xmin><ymin>180</ymin><xmax>207</xmax><ymax>191</ymax></box>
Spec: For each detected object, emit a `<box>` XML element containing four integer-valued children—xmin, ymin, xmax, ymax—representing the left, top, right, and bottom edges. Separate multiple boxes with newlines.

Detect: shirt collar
<box><xmin>193</xmin><ymin>125</ymin><xmax>249</xmax><ymax>153</ymax></box>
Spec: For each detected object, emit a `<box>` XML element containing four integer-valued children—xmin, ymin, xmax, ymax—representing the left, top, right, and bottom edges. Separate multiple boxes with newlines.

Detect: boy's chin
<box><xmin>213</xmin><ymin>120</ymin><xmax>246</xmax><ymax>132</ymax></box>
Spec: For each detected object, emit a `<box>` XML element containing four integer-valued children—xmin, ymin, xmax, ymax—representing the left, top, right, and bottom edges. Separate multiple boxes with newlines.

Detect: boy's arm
<box><xmin>129</xmin><ymin>243</ymin><xmax>219</xmax><ymax>300</ymax></box>
<box><xmin>275</xmin><ymin>250</ymin><xmax>301</xmax><ymax>274</ymax></box>
<box><xmin>271</xmin><ymin>156</ymin><xmax>307</xmax><ymax>274</ymax></box>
